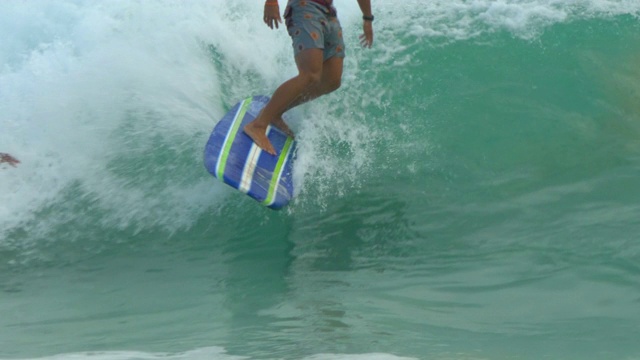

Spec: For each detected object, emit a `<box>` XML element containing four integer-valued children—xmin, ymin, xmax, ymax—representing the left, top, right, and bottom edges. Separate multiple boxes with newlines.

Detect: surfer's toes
<box><xmin>263</xmin><ymin>143</ymin><xmax>276</xmax><ymax>156</ymax></box>
<box><xmin>244</xmin><ymin>124</ymin><xmax>277</xmax><ymax>155</ymax></box>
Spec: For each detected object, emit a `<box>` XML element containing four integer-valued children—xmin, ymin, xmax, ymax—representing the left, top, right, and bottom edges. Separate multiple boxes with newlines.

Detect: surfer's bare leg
<box><xmin>280</xmin><ymin>56</ymin><xmax>343</xmax><ymax>114</ymax></box>
<box><xmin>246</xmin><ymin>54</ymin><xmax>343</xmax><ymax>146</ymax></box>
<box><xmin>244</xmin><ymin>48</ymin><xmax>324</xmax><ymax>155</ymax></box>
<box><xmin>265</xmin><ymin>56</ymin><xmax>344</xmax><ymax>140</ymax></box>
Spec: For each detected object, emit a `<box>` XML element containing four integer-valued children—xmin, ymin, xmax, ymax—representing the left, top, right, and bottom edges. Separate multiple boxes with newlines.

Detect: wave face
<box><xmin>1</xmin><ymin>1</ymin><xmax>640</xmax><ymax>359</ymax></box>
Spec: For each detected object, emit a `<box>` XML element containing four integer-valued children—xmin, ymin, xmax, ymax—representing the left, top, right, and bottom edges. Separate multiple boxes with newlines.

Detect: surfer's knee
<box><xmin>300</xmin><ymin>71</ymin><xmax>322</xmax><ymax>85</ymax></box>
<box><xmin>299</xmin><ymin>70</ymin><xmax>322</xmax><ymax>88</ymax></box>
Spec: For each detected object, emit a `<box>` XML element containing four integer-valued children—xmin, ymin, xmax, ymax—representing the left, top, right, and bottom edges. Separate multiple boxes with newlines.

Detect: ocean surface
<box><xmin>1</xmin><ymin>1</ymin><xmax>640</xmax><ymax>359</ymax></box>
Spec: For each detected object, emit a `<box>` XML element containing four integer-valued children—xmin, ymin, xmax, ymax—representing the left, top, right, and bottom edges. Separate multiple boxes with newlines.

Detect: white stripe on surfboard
<box><xmin>239</xmin><ymin>126</ymin><xmax>272</xmax><ymax>194</ymax></box>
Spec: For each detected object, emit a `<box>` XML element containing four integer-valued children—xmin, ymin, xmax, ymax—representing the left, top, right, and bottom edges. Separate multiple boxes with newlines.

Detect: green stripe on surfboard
<box><xmin>217</xmin><ymin>97</ymin><xmax>252</xmax><ymax>179</ymax></box>
<box><xmin>263</xmin><ymin>135</ymin><xmax>294</xmax><ymax>206</ymax></box>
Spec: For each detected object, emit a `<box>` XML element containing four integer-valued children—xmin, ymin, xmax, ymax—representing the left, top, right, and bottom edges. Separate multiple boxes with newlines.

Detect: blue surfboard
<box><xmin>204</xmin><ymin>96</ymin><xmax>296</xmax><ymax>210</ymax></box>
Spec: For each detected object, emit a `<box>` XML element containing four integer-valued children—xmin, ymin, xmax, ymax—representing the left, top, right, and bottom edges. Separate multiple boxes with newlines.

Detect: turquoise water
<box><xmin>1</xmin><ymin>1</ymin><xmax>640</xmax><ymax>359</ymax></box>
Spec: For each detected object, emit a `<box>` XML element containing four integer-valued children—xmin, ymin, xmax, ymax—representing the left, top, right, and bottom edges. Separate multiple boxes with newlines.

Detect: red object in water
<box><xmin>0</xmin><ymin>153</ymin><xmax>20</xmax><ymax>167</ymax></box>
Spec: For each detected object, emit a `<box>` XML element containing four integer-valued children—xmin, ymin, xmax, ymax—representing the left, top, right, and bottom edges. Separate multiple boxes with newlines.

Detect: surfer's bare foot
<box><xmin>244</xmin><ymin>122</ymin><xmax>276</xmax><ymax>155</ymax></box>
<box><xmin>272</xmin><ymin>117</ymin><xmax>295</xmax><ymax>138</ymax></box>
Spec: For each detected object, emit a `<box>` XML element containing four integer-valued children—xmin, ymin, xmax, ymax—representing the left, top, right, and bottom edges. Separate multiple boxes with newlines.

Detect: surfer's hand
<box><xmin>360</xmin><ymin>21</ymin><xmax>374</xmax><ymax>48</ymax></box>
<box><xmin>264</xmin><ymin>2</ymin><xmax>282</xmax><ymax>29</ymax></box>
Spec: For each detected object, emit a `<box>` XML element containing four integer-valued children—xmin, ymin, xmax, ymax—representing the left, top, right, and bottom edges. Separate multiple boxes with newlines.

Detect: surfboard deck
<box><xmin>204</xmin><ymin>96</ymin><xmax>296</xmax><ymax>210</ymax></box>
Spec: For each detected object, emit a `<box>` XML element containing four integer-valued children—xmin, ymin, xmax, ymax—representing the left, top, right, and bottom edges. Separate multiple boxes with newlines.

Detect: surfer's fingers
<box><xmin>264</xmin><ymin>15</ymin><xmax>281</xmax><ymax>30</ymax></box>
<box><xmin>359</xmin><ymin>34</ymin><xmax>371</xmax><ymax>48</ymax></box>
<box><xmin>359</xmin><ymin>33</ymin><xmax>373</xmax><ymax>48</ymax></box>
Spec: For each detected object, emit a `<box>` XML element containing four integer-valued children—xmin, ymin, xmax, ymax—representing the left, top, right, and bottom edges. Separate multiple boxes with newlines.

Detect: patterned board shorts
<box><xmin>284</xmin><ymin>0</ymin><xmax>345</xmax><ymax>61</ymax></box>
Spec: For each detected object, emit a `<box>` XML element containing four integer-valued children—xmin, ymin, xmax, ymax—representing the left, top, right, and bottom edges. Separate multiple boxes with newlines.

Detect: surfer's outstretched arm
<box><xmin>0</xmin><ymin>153</ymin><xmax>20</xmax><ymax>167</ymax></box>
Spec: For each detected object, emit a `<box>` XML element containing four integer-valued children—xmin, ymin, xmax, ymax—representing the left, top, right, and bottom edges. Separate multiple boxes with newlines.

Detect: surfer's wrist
<box><xmin>265</xmin><ymin>0</ymin><xmax>279</xmax><ymax>6</ymax></box>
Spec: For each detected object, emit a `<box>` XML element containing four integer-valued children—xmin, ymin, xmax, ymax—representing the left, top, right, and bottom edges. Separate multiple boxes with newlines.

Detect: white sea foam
<box><xmin>357</xmin><ymin>0</ymin><xmax>640</xmax><ymax>41</ymax></box>
<box><xmin>0</xmin><ymin>348</ymin><xmax>419</xmax><ymax>360</ymax></box>
<box><xmin>0</xmin><ymin>348</ymin><xmax>245</xmax><ymax>360</ymax></box>
<box><xmin>0</xmin><ymin>0</ymin><xmax>286</xmax><ymax>242</ymax></box>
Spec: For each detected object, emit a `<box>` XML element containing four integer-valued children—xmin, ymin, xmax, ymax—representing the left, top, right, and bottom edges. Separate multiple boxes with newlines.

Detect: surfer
<box><xmin>244</xmin><ymin>0</ymin><xmax>374</xmax><ymax>155</ymax></box>
<box><xmin>0</xmin><ymin>153</ymin><xmax>20</xmax><ymax>167</ymax></box>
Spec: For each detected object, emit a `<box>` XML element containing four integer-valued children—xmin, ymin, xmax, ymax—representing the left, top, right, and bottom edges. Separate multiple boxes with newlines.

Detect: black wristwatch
<box><xmin>363</xmin><ymin>15</ymin><xmax>374</xmax><ymax>22</ymax></box>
